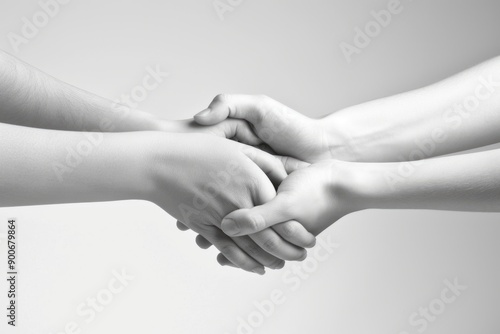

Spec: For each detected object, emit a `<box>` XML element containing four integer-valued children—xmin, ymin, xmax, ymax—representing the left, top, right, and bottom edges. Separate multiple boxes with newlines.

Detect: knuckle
<box><xmin>219</xmin><ymin>244</ymin><xmax>237</xmax><ymax>258</ymax></box>
<box><xmin>247</xmin><ymin>214</ymin><xmax>265</xmax><ymax>231</ymax></box>
<box><xmin>256</xmin><ymin>94</ymin><xmax>270</xmax><ymax>103</ymax></box>
<box><xmin>282</xmin><ymin>195</ymin><xmax>300</xmax><ymax>217</ymax></box>
<box><xmin>233</xmin><ymin>118</ymin><xmax>249</xmax><ymax>131</ymax></box>
<box><xmin>262</xmin><ymin>236</ymin><xmax>279</xmax><ymax>253</ymax></box>
<box><xmin>253</xmin><ymin>95</ymin><xmax>271</xmax><ymax>122</ymax></box>
<box><xmin>247</xmin><ymin>176</ymin><xmax>264</xmax><ymax>198</ymax></box>
<box><xmin>199</xmin><ymin>230</ymin><xmax>217</xmax><ymax>243</ymax></box>
<box><xmin>242</xmin><ymin>242</ymin><xmax>260</xmax><ymax>257</ymax></box>
<box><xmin>214</xmin><ymin>93</ymin><xmax>231</xmax><ymax>105</ymax></box>
<box><xmin>243</xmin><ymin>242</ymin><xmax>279</xmax><ymax>268</ymax></box>
<box><xmin>281</xmin><ymin>221</ymin><xmax>298</xmax><ymax>238</ymax></box>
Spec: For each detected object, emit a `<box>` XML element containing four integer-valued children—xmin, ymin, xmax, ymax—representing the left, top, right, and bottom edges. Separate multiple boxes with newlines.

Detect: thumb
<box><xmin>221</xmin><ymin>193</ymin><xmax>293</xmax><ymax>236</ymax></box>
<box><xmin>193</xmin><ymin>94</ymin><xmax>232</xmax><ymax>125</ymax></box>
<box><xmin>194</xmin><ymin>94</ymin><xmax>270</xmax><ymax>126</ymax></box>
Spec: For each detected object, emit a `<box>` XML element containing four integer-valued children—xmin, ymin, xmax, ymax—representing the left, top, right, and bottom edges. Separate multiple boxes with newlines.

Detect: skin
<box><xmin>0</xmin><ymin>49</ymin><xmax>263</xmax><ymax>141</ymax></box>
<box><xmin>194</xmin><ymin>56</ymin><xmax>500</xmax><ymax>164</ymax></box>
<box><xmin>0</xmin><ymin>50</ymin><xmax>317</xmax><ymax>274</ymax></box>
<box><xmin>0</xmin><ymin>122</ymin><xmax>318</xmax><ymax>273</ymax></box>
<box><xmin>194</xmin><ymin>56</ymin><xmax>500</xmax><ymax>267</ymax></box>
<box><xmin>4</xmin><ymin>48</ymin><xmax>500</xmax><ymax>273</ymax></box>
<box><xmin>220</xmin><ymin>150</ymin><xmax>500</xmax><ymax>238</ymax></box>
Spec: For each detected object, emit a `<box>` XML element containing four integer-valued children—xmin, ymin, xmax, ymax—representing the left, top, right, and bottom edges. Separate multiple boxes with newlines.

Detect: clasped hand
<box><xmin>173</xmin><ymin>95</ymin><xmax>353</xmax><ymax>274</ymax></box>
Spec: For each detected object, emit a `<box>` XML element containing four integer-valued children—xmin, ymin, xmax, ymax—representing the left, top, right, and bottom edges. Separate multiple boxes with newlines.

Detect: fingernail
<box><xmin>307</xmin><ymin>238</ymin><xmax>317</xmax><ymax>248</ymax></box>
<box><xmin>194</xmin><ymin>108</ymin><xmax>210</xmax><ymax>118</ymax></box>
<box><xmin>252</xmin><ymin>267</ymin><xmax>265</xmax><ymax>275</ymax></box>
<box><xmin>271</xmin><ymin>261</ymin><xmax>285</xmax><ymax>270</ymax></box>
<box><xmin>222</xmin><ymin>218</ymin><xmax>240</xmax><ymax>236</ymax></box>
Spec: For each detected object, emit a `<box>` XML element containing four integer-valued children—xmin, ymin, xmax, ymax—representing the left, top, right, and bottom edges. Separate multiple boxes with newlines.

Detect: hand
<box><xmin>218</xmin><ymin>160</ymin><xmax>362</xmax><ymax>238</ymax></box>
<box><xmin>163</xmin><ymin>118</ymin><xmax>317</xmax><ymax>268</ymax></box>
<box><xmin>157</xmin><ymin>118</ymin><xmax>263</xmax><ymax>146</ymax></box>
<box><xmin>193</xmin><ymin>94</ymin><xmax>346</xmax><ymax>163</ymax></box>
<box><xmin>144</xmin><ymin>132</ymin><xmax>316</xmax><ymax>274</ymax></box>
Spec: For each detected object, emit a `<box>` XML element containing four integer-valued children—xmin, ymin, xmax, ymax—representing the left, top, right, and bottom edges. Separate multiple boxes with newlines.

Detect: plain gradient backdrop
<box><xmin>1</xmin><ymin>0</ymin><xmax>500</xmax><ymax>333</ymax></box>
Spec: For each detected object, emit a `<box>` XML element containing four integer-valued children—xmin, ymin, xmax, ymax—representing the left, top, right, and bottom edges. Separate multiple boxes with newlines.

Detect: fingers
<box><xmin>217</xmin><ymin>253</ymin><xmax>237</xmax><ymax>268</ymax></box>
<box><xmin>176</xmin><ymin>220</ymin><xmax>190</xmax><ymax>231</ymax></box>
<box><xmin>219</xmin><ymin>119</ymin><xmax>263</xmax><ymax>146</ymax></box>
<box><xmin>221</xmin><ymin>193</ymin><xmax>293</xmax><ymax>236</ymax></box>
<box><xmin>189</xmin><ymin>224</ymin><xmax>286</xmax><ymax>270</ymax></box>
<box><xmin>249</xmin><ymin>228</ymin><xmax>307</xmax><ymax>261</ymax></box>
<box><xmin>192</xmin><ymin>228</ymin><xmax>286</xmax><ymax>271</ymax></box>
<box><xmin>274</xmin><ymin>155</ymin><xmax>310</xmax><ymax>174</ymax></box>
<box><xmin>199</xmin><ymin>232</ymin><xmax>286</xmax><ymax>269</ymax></box>
<box><xmin>194</xmin><ymin>94</ymin><xmax>270</xmax><ymax>126</ymax></box>
<box><xmin>178</xmin><ymin>220</ymin><xmax>213</xmax><ymax>249</ymax></box>
<box><xmin>242</xmin><ymin>146</ymin><xmax>287</xmax><ymax>187</ymax></box>
<box><xmin>272</xmin><ymin>220</ymin><xmax>316</xmax><ymax>248</ymax></box>
<box><xmin>232</xmin><ymin>236</ymin><xmax>285</xmax><ymax>269</ymax></box>
<box><xmin>203</xmin><ymin>226</ymin><xmax>266</xmax><ymax>275</ymax></box>
<box><xmin>195</xmin><ymin>235</ymin><xmax>212</xmax><ymax>249</ymax></box>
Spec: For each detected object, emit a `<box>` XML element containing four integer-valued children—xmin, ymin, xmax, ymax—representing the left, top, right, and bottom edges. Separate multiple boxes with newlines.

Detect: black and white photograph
<box><xmin>1</xmin><ymin>0</ymin><xmax>500</xmax><ymax>333</ymax></box>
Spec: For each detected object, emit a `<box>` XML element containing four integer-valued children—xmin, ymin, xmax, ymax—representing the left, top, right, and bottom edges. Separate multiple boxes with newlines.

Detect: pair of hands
<box><xmin>159</xmin><ymin>95</ymin><xmax>353</xmax><ymax>274</ymax></box>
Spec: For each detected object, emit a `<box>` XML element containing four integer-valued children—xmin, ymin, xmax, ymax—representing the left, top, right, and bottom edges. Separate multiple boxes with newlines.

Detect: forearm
<box><xmin>0</xmin><ymin>50</ymin><xmax>162</xmax><ymax>132</ymax></box>
<box><xmin>0</xmin><ymin>122</ymin><xmax>153</xmax><ymax>207</ymax></box>
<box><xmin>350</xmin><ymin>149</ymin><xmax>500</xmax><ymax>212</ymax></box>
<box><xmin>324</xmin><ymin>56</ymin><xmax>500</xmax><ymax>162</ymax></box>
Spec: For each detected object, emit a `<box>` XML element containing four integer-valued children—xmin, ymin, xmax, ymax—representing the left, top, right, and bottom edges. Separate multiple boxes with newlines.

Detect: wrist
<box><xmin>95</xmin><ymin>131</ymin><xmax>166</xmax><ymax>202</ymax></box>
<box><xmin>325</xmin><ymin>160</ymin><xmax>361</xmax><ymax>213</ymax></box>
<box><xmin>49</xmin><ymin>131</ymin><xmax>159</xmax><ymax>204</ymax></box>
<box><xmin>339</xmin><ymin>161</ymin><xmax>401</xmax><ymax>210</ymax></box>
<box><xmin>318</xmin><ymin>113</ymin><xmax>362</xmax><ymax>162</ymax></box>
<box><xmin>136</xmin><ymin>131</ymin><xmax>190</xmax><ymax>207</ymax></box>
<box><xmin>319</xmin><ymin>107</ymin><xmax>398</xmax><ymax>163</ymax></box>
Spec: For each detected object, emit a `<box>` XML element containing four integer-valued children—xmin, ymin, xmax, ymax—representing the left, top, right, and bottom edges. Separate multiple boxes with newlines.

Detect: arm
<box><xmin>193</xmin><ymin>56</ymin><xmax>500</xmax><ymax>162</ymax></box>
<box><xmin>219</xmin><ymin>149</ymin><xmax>500</xmax><ymax>237</ymax></box>
<box><xmin>0</xmin><ymin>50</ymin><xmax>261</xmax><ymax>144</ymax></box>
<box><xmin>0</xmin><ymin>50</ymin><xmax>159</xmax><ymax>132</ymax></box>
<box><xmin>356</xmin><ymin>150</ymin><xmax>500</xmax><ymax>212</ymax></box>
<box><xmin>323</xmin><ymin>56</ymin><xmax>500</xmax><ymax>162</ymax></box>
<box><xmin>0</xmin><ymin>122</ymin><xmax>314</xmax><ymax>273</ymax></box>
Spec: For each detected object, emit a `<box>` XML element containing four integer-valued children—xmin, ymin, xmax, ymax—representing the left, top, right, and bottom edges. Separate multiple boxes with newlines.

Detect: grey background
<box><xmin>1</xmin><ymin>0</ymin><xmax>500</xmax><ymax>333</ymax></box>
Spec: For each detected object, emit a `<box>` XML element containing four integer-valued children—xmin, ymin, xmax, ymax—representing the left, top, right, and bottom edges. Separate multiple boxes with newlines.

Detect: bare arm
<box><xmin>219</xmin><ymin>149</ymin><xmax>500</xmax><ymax>237</ymax></box>
<box><xmin>0</xmin><ymin>50</ymin><xmax>261</xmax><ymax>143</ymax></box>
<box><xmin>0</xmin><ymin>122</ymin><xmax>314</xmax><ymax>272</ymax></box>
<box><xmin>325</xmin><ymin>56</ymin><xmax>500</xmax><ymax>161</ymax></box>
<box><xmin>193</xmin><ymin>56</ymin><xmax>500</xmax><ymax>163</ymax></box>
<box><xmin>0</xmin><ymin>50</ymin><xmax>161</xmax><ymax>132</ymax></box>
